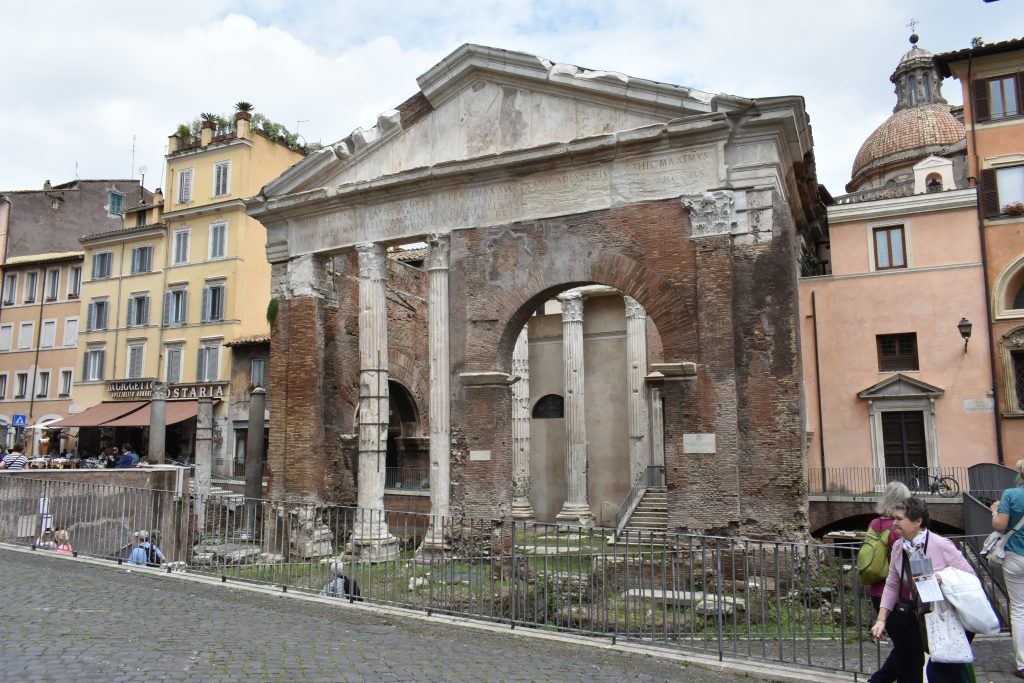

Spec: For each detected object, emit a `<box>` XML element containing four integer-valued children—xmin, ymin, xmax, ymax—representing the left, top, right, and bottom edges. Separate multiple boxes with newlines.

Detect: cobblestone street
<box><xmin>1</xmin><ymin>547</ymin><xmax>784</xmax><ymax>683</ymax></box>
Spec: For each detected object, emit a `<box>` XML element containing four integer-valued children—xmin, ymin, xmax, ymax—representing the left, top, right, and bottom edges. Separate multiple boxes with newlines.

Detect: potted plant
<box><xmin>200</xmin><ymin>112</ymin><xmax>217</xmax><ymax>130</ymax></box>
<box><xmin>1004</xmin><ymin>201</ymin><xmax>1024</xmax><ymax>216</ymax></box>
<box><xmin>235</xmin><ymin>101</ymin><xmax>254</xmax><ymax>121</ymax></box>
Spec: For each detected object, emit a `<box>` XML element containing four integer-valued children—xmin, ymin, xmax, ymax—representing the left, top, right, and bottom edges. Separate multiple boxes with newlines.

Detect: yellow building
<box><xmin>73</xmin><ymin>110</ymin><xmax>304</xmax><ymax>473</ymax></box>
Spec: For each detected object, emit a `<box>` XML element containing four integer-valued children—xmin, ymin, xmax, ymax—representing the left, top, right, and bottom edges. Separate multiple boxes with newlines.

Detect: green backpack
<box><xmin>856</xmin><ymin>527</ymin><xmax>891</xmax><ymax>586</ymax></box>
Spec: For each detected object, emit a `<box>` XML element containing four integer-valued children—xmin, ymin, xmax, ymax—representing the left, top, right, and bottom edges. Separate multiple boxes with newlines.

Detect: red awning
<box><xmin>101</xmin><ymin>400</ymin><xmax>200</xmax><ymax>427</ymax></box>
<box><xmin>56</xmin><ymin>401</ymin><xmax>148</xmax><ymax>427</ymax></box>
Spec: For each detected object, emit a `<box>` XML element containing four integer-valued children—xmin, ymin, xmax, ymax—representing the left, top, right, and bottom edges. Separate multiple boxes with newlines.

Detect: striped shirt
<box><xmin>0</xmin><ymin>453</ymin><xmax>27</xmax><ymax>470</ymax></box>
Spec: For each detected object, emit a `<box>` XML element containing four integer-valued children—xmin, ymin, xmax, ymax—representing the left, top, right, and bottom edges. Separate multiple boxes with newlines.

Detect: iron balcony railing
<box><xmin>384</xmin><ymin>467</ymin><xmax>430</xmax><ymax>491</ymax></box>
<box><xmin>807</xmin><ymin>466</ymin><xmax>968</xmax><ymax>497</ymax></box>
<box><xmin>0</xmin><ymin>473</ymin><xmax>996</xmax><ymax>677</ymax></box>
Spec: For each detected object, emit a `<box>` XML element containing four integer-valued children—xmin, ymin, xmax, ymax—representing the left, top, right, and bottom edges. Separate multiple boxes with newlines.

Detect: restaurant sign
<box><xmin>106</xmin><ymin>379</ymin><xmax>228</xmax><ymax>400</ymax></box>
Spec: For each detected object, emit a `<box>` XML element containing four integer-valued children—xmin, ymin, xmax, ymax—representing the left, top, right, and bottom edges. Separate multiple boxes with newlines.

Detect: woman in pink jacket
<box><xmin>869</xmin><ymin>496</ymin><xmax>975</xmax><ymax>683</ymax></box>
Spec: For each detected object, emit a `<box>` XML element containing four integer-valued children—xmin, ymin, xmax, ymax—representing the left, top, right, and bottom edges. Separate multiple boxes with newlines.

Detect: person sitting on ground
<box><xmin>127</xmin><ymin>530</ymin><xmax>164</xmax><ymax>567</ymax></box>
<box><xmin>320</xmin><ymin>559</ymin><xmax>361</xmax><ymax>601</ymax></box>
<box><xmin>0</xmin><ymin>443</ymin><xmax>28</xmax><ymax>470</ymax></box>
<box><xmin>115</xmin><ymin>443</ymin><xmax>139</xmax><ymax>468</ymax></box>
<box><xmin>53</xmin><ymin>529</ymin><xmax>72</xmax><ymax>556</ymax></box>
<box><xmin>36</xmin><ymin>528</ymin><xmax>57</xmax><ymax>549</ymax></box>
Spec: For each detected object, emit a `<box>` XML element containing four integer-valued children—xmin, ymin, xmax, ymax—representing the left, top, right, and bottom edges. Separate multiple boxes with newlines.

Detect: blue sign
<box><xmin>12</xmin><ymin>414</ymin><xmax>27</xmax><ymax>428</ymax></box>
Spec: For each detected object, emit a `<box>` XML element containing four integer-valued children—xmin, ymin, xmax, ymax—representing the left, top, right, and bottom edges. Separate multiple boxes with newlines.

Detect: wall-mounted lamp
<box><xmin>957</xmin><ymin>317</ymin><xmax>973</xmax><ymax>353</ymax></box>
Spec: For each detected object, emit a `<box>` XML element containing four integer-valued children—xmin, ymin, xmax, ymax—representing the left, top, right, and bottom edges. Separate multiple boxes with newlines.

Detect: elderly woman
<box><xmin>869</xmin><ymin>496</ymin><xmax>975</xmax><ymax>683</ymax></box>
<box><xmin>866</xmin><ymin>481</ymin><xmax>910</xmax><ymax>683</ymax></box>
<box><xmin>991</xmin><ymin>458</ymin><xmax>1024</xmax><ymax>679</ymax></box>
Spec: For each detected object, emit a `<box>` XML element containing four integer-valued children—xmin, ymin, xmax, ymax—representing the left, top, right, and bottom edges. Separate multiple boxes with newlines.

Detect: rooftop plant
<box><xmin>174</xmin><ymin>109</ymin><xmax>320</xmax><ymax>154</ymax></box>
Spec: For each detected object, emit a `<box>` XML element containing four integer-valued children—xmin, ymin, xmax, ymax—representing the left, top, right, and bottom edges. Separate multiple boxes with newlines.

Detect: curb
<box><xmin>1</xmin><ymin>542</ymin><xmax>858</xmax><ymax>683</ymax></box>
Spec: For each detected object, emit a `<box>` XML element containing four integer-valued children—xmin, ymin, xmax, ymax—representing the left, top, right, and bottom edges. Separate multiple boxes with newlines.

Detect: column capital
<box><xmin>623</xmin><ymin>296</ymin><xmax>646</xmax><ymax>320</ymax></box>
<box><xmin>356</xmin><ymin>242</ymin><xmax>387</xmax><ymax>280</ymax></box>
<box><xmin>151</xmin><ymin>380</ymin><xmax>169</xmax><ymax>400</ymax></box>
<box><xmin>558</xmin><ymin>291</ymin><xmax>584</xmax><ymax>322</ymax></box>
<box><xmin>426</xmin><ymin>233</ymin><xmax>451</xmax><ymax>271</ymax></box>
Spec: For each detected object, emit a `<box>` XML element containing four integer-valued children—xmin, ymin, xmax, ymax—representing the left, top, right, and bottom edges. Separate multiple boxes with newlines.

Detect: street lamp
<box><xmin>957</xmin><ymin>317</ymin><xmax>972</xmax><ymax>353</ymax></box>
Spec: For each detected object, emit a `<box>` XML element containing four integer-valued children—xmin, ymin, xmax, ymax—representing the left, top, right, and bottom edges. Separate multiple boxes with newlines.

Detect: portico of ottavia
<box><xmin>248</xmin><ymin>45</ymin><xmax>826</xmax><ymax>559</ymax></box>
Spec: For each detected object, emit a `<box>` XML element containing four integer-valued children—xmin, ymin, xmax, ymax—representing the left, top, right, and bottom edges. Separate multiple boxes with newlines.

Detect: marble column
<box><xmin>422</xmin><ymin>234</ymin><xmax>452</xmax><ymax>555</ymax></box>
<box><xmin>148</xmin><ymin>381</ymin><xmax>168</xmax><ymax>465</ymax></box>
<box><xmin>624</xmin><ymin>297</ymin><xmax>650</xmax><ymax>486</ymax></box>
<box><xmin>352</xmin><ymin>242</ymin><xmax>398</xmax><ymax>562</ymax></box>
<box><xmin>194</xmin><ymin>396</ymin><xmax>214</xmax><ymax>532</ymax></box>
<box><xmin>555</xmin><ymin>290</ymin><xmax>594</xmax><ymax>527</ymax></box>
<box><xmin>510</xmin><ymin>327</ymin><xmax>535</xmax><ymax>521</ymax></box>
<box><xmin>649</xmin><ymin>386</ymin><xmax>666</xmax><ymax>486</ymax></box>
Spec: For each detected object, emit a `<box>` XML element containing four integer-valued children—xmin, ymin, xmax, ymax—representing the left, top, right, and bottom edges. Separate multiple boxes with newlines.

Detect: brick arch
<box><xmin>491</xmin><ymin>249</ymin><xmax>697</xmax><ymax>371</ymax></box>
<box><xmin>388</xmin><ymin>348</ymin><xmax>428</xmax><ymax>436</ymax></box>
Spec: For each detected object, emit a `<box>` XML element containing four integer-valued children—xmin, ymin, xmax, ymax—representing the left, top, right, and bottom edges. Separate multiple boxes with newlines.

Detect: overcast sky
<box><xmin>1</xmin><ymin>1</ymin><xmax>1021</xmax><ymax>196</ymax></box>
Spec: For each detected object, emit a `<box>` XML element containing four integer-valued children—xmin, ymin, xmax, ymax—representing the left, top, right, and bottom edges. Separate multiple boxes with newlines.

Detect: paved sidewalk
<box><xmin>0</xmin><ymin>547</ymin><xmax>793</xmax><ymax>683</ymax></box>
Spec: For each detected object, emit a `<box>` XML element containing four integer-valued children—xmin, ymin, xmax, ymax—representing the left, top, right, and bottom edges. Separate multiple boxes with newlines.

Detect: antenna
<box><xmin>74</xmin><ymin>162</ymin><xmax>79</xmax><ymax>180</ymax></box>
<box><xmin>130</xmin><ymin>134</ymin><xmax>137</xmax><ymax>177</ymax></box>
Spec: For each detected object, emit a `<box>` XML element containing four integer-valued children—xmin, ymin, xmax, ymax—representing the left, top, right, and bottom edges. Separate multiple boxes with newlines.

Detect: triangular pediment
<box><xmin>262</xmin><ymin>44</ymin><xmax>732</xmax><ymax>199</ymax></box>
<box><xmin>913</xmin><ymin>155</ymin><xmax>952</xmax><ymax>171</ymax></box>
<box><xmin>857</xmin><ymin>373</ymin><xmax>945</xmax><ymax>400</ymax></box>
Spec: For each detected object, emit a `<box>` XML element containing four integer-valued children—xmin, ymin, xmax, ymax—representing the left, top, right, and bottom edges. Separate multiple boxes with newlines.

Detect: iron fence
<box><xmin>0</xmin><ymin>474</ymin><xmax>964</xmax><ymax>676</ymax></box>
<box><xmin>384</xmin><ymin>467</ymin><xmax>430</xmax><ymax>491</ymax></box>
<box><xmin>808</xmin><ymin>466</ymin><xmax>969</xmax><ymax>497</ymax></box>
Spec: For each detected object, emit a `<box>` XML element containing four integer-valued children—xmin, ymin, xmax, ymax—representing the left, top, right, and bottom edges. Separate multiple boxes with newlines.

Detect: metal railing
<box><xmin>384</xmin><ymin>467</ymin><xmax>430</xmax><ymax>491</ymax></box>
<box><xmin>0</xmin><ymin>474</ymin><xmax>988</xmax><ymax>676</ymax></box>
<box><xmin>808</xmin><ymin>466</ymin><xmax>968</xmax><ymax>496</ymax></box>
<box><xmin>966</xmin><ymin>463</ymin><xmax>1015</xmax><ymax>503</ymax></box>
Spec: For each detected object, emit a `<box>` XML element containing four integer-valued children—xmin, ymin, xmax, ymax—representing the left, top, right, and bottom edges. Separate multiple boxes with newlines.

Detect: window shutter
<box><xmin>201</xmin><ymin>286</ymin><xmax>210</xmax><ymax>322</ymax></box>
<box><xmin>209</xmin><ymin>346</ymin><xmax>219</xmax><ymax>380</ymax></box>
<box><xmin>126</xmin><ymin>298</ymin><xmax>136</xmax><ymax>326</ymax></box>
<box><xmin>197</xmin><ymin>347</ymin><xmax>205</xmax><ymax>381</ymax></box>
<box><xmin>87</xmin><ymin>303</ymin><xmax>95</xmax><ymax>331</ymax></box>
<box><xmin>216</xmin><ymin>225</ymin><xmax>225</xmax><ymax>257</ymax></box>
<box><xmin>982</xmin><ymin>168</ymin><xmax>1000</xmax><ymax>217</ymax></box>
<box><xmin>182</xmin><ymin>290</ymin><xmax>189</xmax><ymax>322</ymax></box>
<box><xmin>83</xmin><ymin>352</ymin><xmax>89</xmax><ymax>379</ymax></box>
<box><xmin>973</xmin><ymin>79</ymin><xmax>990</xmax><ymax>122</ymax></box>
<box><xmin>92</xmin><ymin>253</ymin><xmax>100</xmax><ymax>278</ymax></box>
<box><xmin>163</xmin><ymin>292</ymin><xmax>171</xmax><ymax>325</ymax></box>
<box><xmin>98</xmin><ymin>303</ymin><xmax>107</xmax><ymax>329</ymax></box>
<box><xmin>98</xmin><ymin>350</ymin><xmax>105</xmax><ymax>379</ymax></box>
<box><xmin>141</xmin><ymin>297</ymin><xmax>149</xmax><ymax>325</ymax></box>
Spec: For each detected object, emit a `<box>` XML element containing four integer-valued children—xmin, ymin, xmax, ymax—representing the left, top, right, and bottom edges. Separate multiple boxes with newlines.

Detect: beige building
<box><xmin>70</xmin><ymin>110</ymin><xmax>304</xmax><ymax>472</ymax></box>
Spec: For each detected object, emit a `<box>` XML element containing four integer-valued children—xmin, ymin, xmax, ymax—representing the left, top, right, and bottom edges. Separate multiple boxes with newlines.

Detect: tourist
<box><xmin>53</xmin><ymin>529</ymin><xmax>73</xmax><ymax>556</ymax></box>
<box><xmin>870</xmin><ymin>497</ymin><xmax>975</xmax><ymax>683</ymax></box>
<box><xmin>35</xmin><ymin>528</ymin><xmax>57</xmax><ymax>549</ymax></box>
<box><xmin>0</xmin><ymin>443</ymin><xmax>28</xmax><ymax>470</ymax></box>
<box><xmin>116</xmin><ymin>443</ymin><xmax>139</xmax><ymax>468</ymax></box>
<box><xmin>126</xmin><ymin>530</ymin><xmax>163</xmax><ymax>567</ymax></box>
<box><xmin>991</xmin><ymin>458</ymin><xmax>1024</xmax><ymax>679</ymax></box>
<box><xmin>320</xmin><ymin>559</ymin><xmax>361</xmax><ymax>601</ymax></box>
<box><xmin>866</xmin><ymin>481</ymin><xmax>910</xmax><ymax>683</ymax></box>
<box><xmin>104</xmin><ymin>446</ymin><xmax>119</xmax><ymax>468</ymax></box>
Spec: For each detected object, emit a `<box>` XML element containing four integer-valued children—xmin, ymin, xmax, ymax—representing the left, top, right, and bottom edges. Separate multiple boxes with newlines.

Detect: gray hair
<box><xmin>1016</xmin><ymin>459</ymin><xmax>1024</xmax><ymax>475</ymax></box>
<box><xmin>876</xmin><ymin>481</ymin><xmax>911</xmax><ymax>517</ymax></box>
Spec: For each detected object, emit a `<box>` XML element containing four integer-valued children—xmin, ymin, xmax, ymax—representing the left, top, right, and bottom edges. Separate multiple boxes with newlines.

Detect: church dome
<box><xmin>850</xmin><ymin>104</ymin><xmax>964</xmax><ymax>186</ymax></box>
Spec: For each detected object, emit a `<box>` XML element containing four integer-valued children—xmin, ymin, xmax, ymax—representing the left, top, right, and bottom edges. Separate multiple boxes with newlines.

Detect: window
<box><xmin>63</xmin><ymin>318</ymin><xmax>78</xmax><ymax>347</ymax></box>
<box><xmin>873</xmin><ymin>226</ymin><xmax>906</xmax><ymax>270</ymax></box>
<box><xmin>177</xmin><ymin>168</ymin><xmax>193</xmax><ymax>204</ymax></box>
<box><xmin>92</xmin><ymin>252</ymin><xmax>112</xmax><ymax>279</ymax></box>
<box><xmin>23</xmin><ymin>271</ymin><xmax>38</xmax><ymax>303</ymax></box>
<box><xmin>166</xmin><ymin>345</ymin><xmax>183</xmax><ymax>384</ymax></box>
<box><xmin>108</xmin><ymin>191</ymin><xmax>124</xmax><ymax>216</ymax></box>
<box><xmin>40</xmin><ymin>320</ymin><xmax>55</xmax><ymax>348</ymax></box>
<box><xmin>36</xmin><ymin>370</ymin><xmax>49</xmax><ymax>398</ymax></box>
<box><xmin>126</xmin><ymin>294</ymin><xmax>150</xmax><ymax>327</ymax></box>
<box><xmin>44</xmin><ymin>268</ymin><xmax>59</xmax><ymax>301</ymax></box>
<box><xmin>975</xmin><ymin>74</ymin><xmax>1022</xmax><ymax>121</ymax></box>
<box><xmin>209</xmin><ymin>222</ymin><xmax>227</xmax><ymax>260</ymax></box>
<box><xmin>0</xmin><ymin>374</ymin><xmax>7</xmax><ymax>400</ymax></box>
<box><xmin>213</xmin><ymin>161</ymin><xmax>230</xmax><ymax>197</ymax></box>
<box><xmin>982</xmin><ymin>166</ymin><xmax>1024</xmax><ymax>217</ymax></box>
<box><xmin>83</xmin><ymin>347</ymin><xmax>105</xmax><ymax>382</ymax></box>
<box><xmin>877</xmin><ymin>333</ymin><xmax>919</xmax><ymax>371</ymax></box>
<box><xmin>532</xmin><ymin>394</ymin><xmax>565</xmax><ymax>419</ymax></box>
<box><xmin>86</xmin><ymin>299</ymin><xmax>109</xmax><ymax>331</ymax></box>
<box><xmin>163</xmin><ymin>289</ymin><xmax>188</xmax><ymax>326</ymax></box>
<box><xmin>907</xmin><ymin>76</ymin><xmax>918</xmax><ymax>106</ymax></box>
<box><xmin>2</xmin><ymin>273</ymin><xmax>16</xmax><ymax>305</ymax></box>
<box><xmin>127</xmin><ymin>344</ymin><xmax>145</xmax><ymax>379</ymax></box>
<box><xmin>173</xmin><ymin>229</ymin><xmax>190</xmax><ymax>265</ymax></box>
<box><xmin>251</xmin><ymin>358</ymin><xmax>266</xmax><ymax>388</ymax></box>
<box><xmin>0</xmin><ymin>325</ymin><xmax>11</xmax><ymax>351</ymax></box>
<box><xmin>59</xmin><ymin>370</ymin><xmax>72</xmax><ymax>397</ymax></box>
<box><xmin>1015</xmin><ymin>283</ymin><xmax>1024</xmax><ymax>311</ymax></box>
<box><xmin>130</xmin><ymin>245</ymin><xmax>152</xmax><ymax>274</ymax></box>
<box><xmin>201</xmin><ymin>282</ymin><xmax>226</xmax><ymax>322</ymax></box>
<box><xmin>15</xmin><ymin>372</ymin><xmax>28</xmax><ymax>399</ymax></box>
<box><xmin>197</xmin><ymin>342</ymin><xmax>220</xmax><ymax>382</ymax></box>
<box><xmin>17</xmin><ymin>322</ymin><xmax>33</xmax><ymax>349</ymax></box>
<box><xmin>67</xmin><ymin>266</ymin><xmax>82</xmax><ymax>299</ymax></box>
<box><xmin>1014</xmin><ymin>351</ymin><xmax>1024</xmax><ymax>412</ymax></box>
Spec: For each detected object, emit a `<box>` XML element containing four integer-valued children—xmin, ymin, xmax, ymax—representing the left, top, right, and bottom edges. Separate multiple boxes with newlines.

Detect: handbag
<box><xmin>980</xmin><ymin>509</ymin><xmax>1024</xmax><ymax>572</ymax></box>
<box><xmin>937</xmin><ymin>566</ymin><xmax>1000</xmax><ymax>636</ymax></box>
<box><xmin>925</xmin><ymin>600</ymin><xmax>974</xmax><ymax>664</ymax></box>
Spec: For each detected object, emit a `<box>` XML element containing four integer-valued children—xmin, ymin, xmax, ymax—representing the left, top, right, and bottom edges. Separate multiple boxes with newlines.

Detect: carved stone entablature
<box><xmin>272</xmin><ymin>253</ymin><xmax>331</xmax><ymax>300</ymax></box>
<box><xmin>681</xmin><ymin>190</ymin><xmax>747</xmax><ymax>239</ymax></box>
<box><xmin>1001</xmin><ymin>327</ymin><xmax>1024</xmax><ymax>349</ymax></box>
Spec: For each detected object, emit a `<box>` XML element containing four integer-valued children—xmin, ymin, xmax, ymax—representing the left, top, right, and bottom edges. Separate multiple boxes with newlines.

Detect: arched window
<box><xmin>531</xmin><ymin>394</ymin><xmax>564</xmax><ymax>419</ymax></box>
<box><xmin>994</xmin><ymin>254</ymin><xmax>1024</xmax><ymax>319</ymax></box>
<box><xmin>926</xmin><ymin>173</ymin><xmax>943</xmax><ymax>193</ymax></box>
<box><xmin>1015</xmin><ymin>283</ymin><xmax>1024</xmax><ymax>311</ymax></box>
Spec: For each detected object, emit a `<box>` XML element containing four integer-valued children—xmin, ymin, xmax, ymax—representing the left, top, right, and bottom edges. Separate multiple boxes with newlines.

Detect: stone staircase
<box><xmin>613</xmin><ymin>487</ymin><xmax>668</xmax><ymax>543</ymax></box>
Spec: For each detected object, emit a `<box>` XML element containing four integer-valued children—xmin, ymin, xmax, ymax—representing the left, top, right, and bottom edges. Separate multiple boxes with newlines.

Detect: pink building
<box><xmin>800</xmin><ymin>37</ymin><xmax>999</xmax><ymax>493</ymax></box>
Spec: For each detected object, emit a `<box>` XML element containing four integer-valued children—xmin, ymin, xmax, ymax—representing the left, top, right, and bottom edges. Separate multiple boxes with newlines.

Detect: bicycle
<box><xmin>910</xmin><ymin>465</ymin><xmax>960</xmax><ymax>498</ymax></box>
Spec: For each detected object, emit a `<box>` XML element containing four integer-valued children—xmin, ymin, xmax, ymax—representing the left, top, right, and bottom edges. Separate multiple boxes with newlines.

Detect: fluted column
<box><xmin>422</xmin><ymin>234</ymin><xmax>452</xmax><ymax>554</ymax></box>
<box><xmin>352</xmin><ymin>242</ymin><xmax>398</xmax><ymax>561</ymax></box>
<box><xmin>510</xmin><ymin>327</ymin><xmax>535</xmax><ymax>520</ymax></box>
<box><xmin>650</xmin><ymin>386</ymin><xmax>665</xmax><ymax>479</ymax></box>
<box><xmin>555</xmin><ymin>290</ymin><xmax>594</xmax><ymax>527</ymax></box>
<box><xmin>624</xmin><ymin>296</ymin><xmax>650</xmax><ymax>485</ymax></box>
